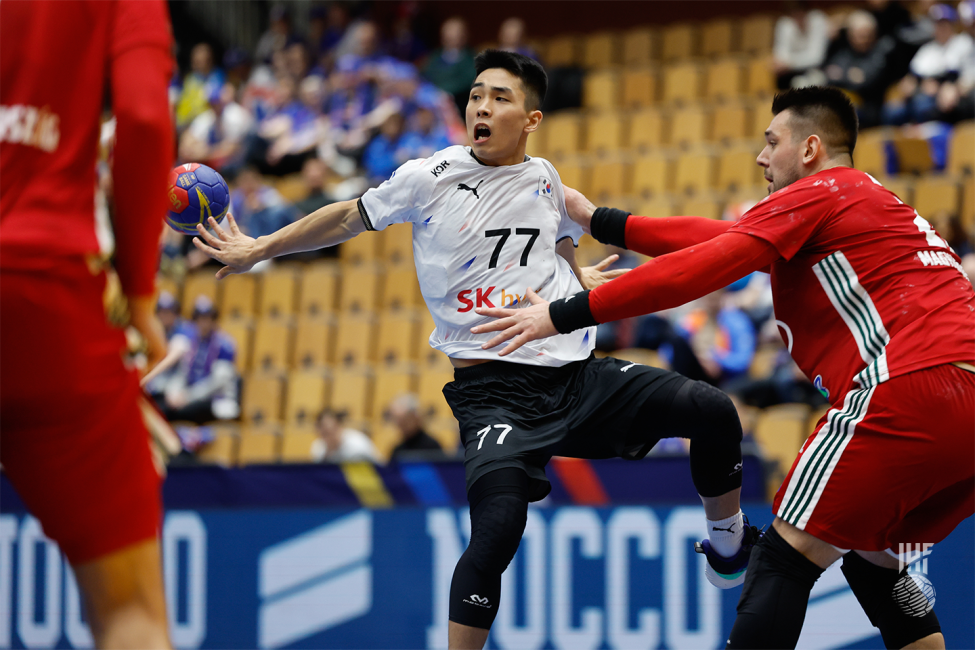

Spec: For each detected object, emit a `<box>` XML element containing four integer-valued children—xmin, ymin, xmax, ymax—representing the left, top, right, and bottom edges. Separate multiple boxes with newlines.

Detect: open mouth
<box><xmin>473</xmin><ymin>124</ymin><xmax>491</xmax><ymax>143</ymax></box>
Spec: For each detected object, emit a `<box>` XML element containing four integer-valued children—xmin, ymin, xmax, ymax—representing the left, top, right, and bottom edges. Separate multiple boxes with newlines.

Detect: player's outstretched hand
<box><xmin>472</xmin><ymin>288</ymin><xmax>556</xmax><ymax>356</ymax></box>
<box><xmin>563</xmin><ymin>185</ymin><xmax>596</xmax><ymax>234</ymax></box>
<box><xmin>193</xmin><ymin>214</ymin><xmax>261</xmax><ymax>279</ymax></box>
<box><xmin>580</xmin><ymin>254</ymin><xmax>628</xmax><ymax>289</ymax></box>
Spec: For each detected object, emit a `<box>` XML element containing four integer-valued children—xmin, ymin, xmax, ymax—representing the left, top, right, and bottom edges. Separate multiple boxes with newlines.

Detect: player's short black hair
<box><xmin>473</xmin><ymin>49</ymin><xmax>547</xmax><ymax>111</ymax></box>
<box><xmin>771</xmin><ymin>86</ymin><xmax>859</xmax><ymax>157</ymax></box>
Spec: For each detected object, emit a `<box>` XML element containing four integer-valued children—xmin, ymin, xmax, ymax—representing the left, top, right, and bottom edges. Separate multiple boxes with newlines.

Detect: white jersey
<box><xmin>358</xmin><ymin>145</ymin><xmax>596</xmax><ymax>367</ymax></box>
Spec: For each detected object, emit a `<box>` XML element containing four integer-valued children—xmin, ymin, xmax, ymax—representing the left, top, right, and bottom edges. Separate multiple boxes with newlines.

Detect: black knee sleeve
<box><xmin>841</xmin><ymin>552</ymin><xmax>941</xmax><ymax>649</ymax></box>
<box><xmin>727</xmin><ymin>525</ymin><xmax>825</xmax><ymax>649</ymax></box>
<box><xmin>668</xmin><ymin>380</ymin><xmax>743</xmax><ymax>497</ymax></box>
<box><xmin>449</xmin><ymin>469</ymin><xmax>529</xmax><ymax>629</ymax></box>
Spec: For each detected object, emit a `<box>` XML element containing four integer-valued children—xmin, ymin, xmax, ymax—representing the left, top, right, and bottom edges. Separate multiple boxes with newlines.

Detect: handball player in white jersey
<box><xmin>193</xmin><ymin>50</ymin><xmax>753</xmax><ymax>649</ymax></box>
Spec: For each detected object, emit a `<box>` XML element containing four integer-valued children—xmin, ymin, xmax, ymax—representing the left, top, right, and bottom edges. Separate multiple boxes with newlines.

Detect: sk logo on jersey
<box><xmin>538</xmin><ymin>177</ymin><xmax>553</xmax><ymax>198</ymax></box>
<box><xmin>457</xmin><ymin>180</ymin><xmax>484</xmax><ymax>199</ymax></box>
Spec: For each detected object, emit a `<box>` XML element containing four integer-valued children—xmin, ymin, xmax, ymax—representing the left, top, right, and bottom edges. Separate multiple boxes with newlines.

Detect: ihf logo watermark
<box><xmin>895</xmin><ymin>543</ymin><xmax>936</xmax><ymax>616</ymax></box>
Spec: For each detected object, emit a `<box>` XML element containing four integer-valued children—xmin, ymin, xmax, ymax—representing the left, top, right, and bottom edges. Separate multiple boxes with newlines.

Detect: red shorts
<box><xmin>0</xmin><ymin>256</ymin><xmax>161</xmax><ymax>564</ymax></box>
<box><xmin>773</xmin><ymin>363</ymin><xmax>975</xmax><ymax>552</ymax></box>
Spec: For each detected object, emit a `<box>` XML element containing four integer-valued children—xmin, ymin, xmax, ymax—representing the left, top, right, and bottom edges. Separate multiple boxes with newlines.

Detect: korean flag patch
<box><xmin>538</xmin><ymin>177</ymin><xmax>553</xmax><ymax>198</ymax></box>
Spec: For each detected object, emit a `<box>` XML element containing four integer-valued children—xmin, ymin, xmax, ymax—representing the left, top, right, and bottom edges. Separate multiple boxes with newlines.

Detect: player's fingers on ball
<box><xmin>209</xmin><ymin>217</ymin><xmax>229</xmax><ymax>240</ymax></box>
<box><xmin>227</xmin><ymin>213</ymin><xmax>242</xmax><ymax>236</ymax></box>
<box><xmin>192</xmin><ymin>237</ymin><xmax>218</xmax><ymax>255</ymax></box>
<box><xmin>195</xmin><ymin>226</ymin><xmax>222</xmax><ymax>247</ymax></box>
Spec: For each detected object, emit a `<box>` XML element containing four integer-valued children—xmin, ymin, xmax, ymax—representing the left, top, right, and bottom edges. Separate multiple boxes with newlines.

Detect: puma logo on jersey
<box><xmin>457</xmin><ymin>180</ymin><xmax>484</xmax><ymax>199</ymax></box>
<box><xmin>712</xmin><ymin>524</ymin><xmax>736</xmax><ymax>533</ymax></box>
<box><xmin>430</xmin><ymin>160</ymin><xmax>450</xmax><ymax>177</ymax></box>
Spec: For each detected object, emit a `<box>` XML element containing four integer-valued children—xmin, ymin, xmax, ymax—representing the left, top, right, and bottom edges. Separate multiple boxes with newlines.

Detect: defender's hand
<box><xmin>580</xmin><ymin>254</ymin><xmax>628</xmax><ymax>290</ymax></box>
<box><xmin>128</xmin><ymin>296</ymin><xmax>167</xmax><ymax>374</ymax></box>
<box><xmin>193</xmin><ymin>214</ymin><xmax>260</xmax><ymax>279</ymax></box>
<box><xmin>563</xmin><ymin>185</ymin><xmax>597</xmax><ymax>234</ymax></box>
<box><xmin>471</xmin><ymin>288</ymin><xmax>556</xmax><ymax>356</ymax></box>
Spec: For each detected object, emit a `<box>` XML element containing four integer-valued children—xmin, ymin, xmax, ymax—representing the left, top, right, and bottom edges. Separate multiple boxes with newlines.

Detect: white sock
<box><xmin>707</xmin><ymin>510</ymin><xmax>744</xmax><ymax>558</ymax></box>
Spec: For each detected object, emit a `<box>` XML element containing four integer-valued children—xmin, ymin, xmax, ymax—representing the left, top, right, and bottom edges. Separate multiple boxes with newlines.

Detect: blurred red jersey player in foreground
<box><xmin>1</xmin><ymin>1</ymin><xmax>174</xmax><ymax>647</ymax></box>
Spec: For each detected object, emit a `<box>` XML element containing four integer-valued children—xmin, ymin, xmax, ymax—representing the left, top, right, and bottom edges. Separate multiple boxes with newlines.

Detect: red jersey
<box><xmin>0</xmin><ymin>0</ymin><xmax>173</xmax><ymax>297</ymax></box>
<box><xmin>729</xmin><ymin>167</ymin><xmax>974</xmax><ymax>399</ymax></box>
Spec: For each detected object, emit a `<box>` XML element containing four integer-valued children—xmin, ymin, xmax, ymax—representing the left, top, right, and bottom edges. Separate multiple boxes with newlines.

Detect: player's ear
<box><xmin>803</xmin><ymin>135</ymin><xmax>822</xmax><ymax>164</ymax></box>
<box><xmin>524</xmin><ymin>109</ymin><xmax>543</xmax><ymax>134</ymax></box>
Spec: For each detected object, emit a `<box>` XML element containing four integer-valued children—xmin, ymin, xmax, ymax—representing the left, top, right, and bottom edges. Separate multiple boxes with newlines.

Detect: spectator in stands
<box><xmin>675</xmin><ymin>290</ymin><xmax>756</xmax><ymax>387</ymax></box>
<box><xmin>174</xmin><ymin>43</ymin><xmax>225</xmax><ymax>132</ymax></box>
<box><xmin>362</xmin><ymin>112</ymin><xmax>409</xmax><ymax>185</ymax></box>
<box><xmin>143</xmin><ymin>292</ymin><xmax>196</xmax><ymax>403</ymax></box>
<box><xmin>935</xmin><ymin>0</ymin><xmax>975</xmax><ymax>122</ymax></box>
<box><xmin>311</xmin><ymin>408</ymin><xmax>380</xmax><ymax>463</ymax></box>
<box><xmin>319</xmin><ymin>2</ymin><xmax>352</xmax><ymax>62</ymax></box>
<box><xmin>179</xmin><ymin>82</ymin><xmax>254</xmax><ymax>174</ymax></box>
<box><xmin>255</xmin><ymin>4</ymin><xmax>291</xmax><ymax>64</ymax></box>
<box><xmin>159</xmin><ymin>296</ymin><xmax>240</xmax><ymax>424</ymax></box>
<box><xmin>388</xmin><ymin>394</ymin><xmax>445</xmax><ymax>460</ymax></box>
<box><xmin>498</xmin><ymin>18</ymin><xmax>540</xmax><ymax>61</ymax></box>
<box><xmin>884</xmin><ymin>4</ymin><xmax>973</xmax><ymax>124</ymax></box>
<box><xmin>822</xmin><ymin>10</ymin><xmax>896</xmax><ymax>127</ymax></box>
<box><xmin>401</xmin><ymin>102</ymin><xmax>452</xmax><ymax>160</ymax></box>
<box><xmin>389</xmin><ymin>3</ymin><xmax>428</xmax><ymax>63</ymax></box>
<box><xmin>229</xmin><ymin>167</ymin><xmax>296</xmax><ymax>239</ymax></box>
<box><xmin>249</xmin><ymin>75</ymin><xmax>320</xmax><ymax>175</ymax></box>
<box><xmin>293</xmin><ymin>157</ymin><xmax>334</xmax><ymax>217</ymax></box>
<box><xmin>284</xmin><ymin>39</ymin><xmax>312</xmax><ymax>80</ymax></box>
<box><xmin>773</xmin><ymin>1</ymin><xmax>831</xmax><ymax>89</ymax></box>
<box><xmin>423</xmin><ymin>17</ymin><xmax>477</xmax><ymax>117</ymax></box>
<box><xmin>223</xmin><ymin>47</ymin><xmax>252</xmax><ymax>88</ymax></box>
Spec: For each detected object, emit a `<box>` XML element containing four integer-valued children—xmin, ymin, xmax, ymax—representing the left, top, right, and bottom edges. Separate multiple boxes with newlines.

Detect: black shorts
<box><xmin>443</xmin><ymin>354</ymin><xmax>690</xmax><ymax>502</ymax></box>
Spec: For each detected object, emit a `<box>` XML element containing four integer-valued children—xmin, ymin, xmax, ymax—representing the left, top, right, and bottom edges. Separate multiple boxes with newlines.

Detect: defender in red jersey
<box><xmin>1</xmin><ymin>1</ymin><xmax>174</xmax><ymax>647</ymax></box>
<box><xmin>476</xmin><ymin>87</ymin><xmax>973</xmax><ymax>649</ymax></box>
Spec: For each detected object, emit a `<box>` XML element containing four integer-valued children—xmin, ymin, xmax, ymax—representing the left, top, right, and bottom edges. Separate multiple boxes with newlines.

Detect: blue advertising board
<box><xmin>1</xmin><ymin>463</ymin><xmax>972</xmax><ymax>649</ymax></box>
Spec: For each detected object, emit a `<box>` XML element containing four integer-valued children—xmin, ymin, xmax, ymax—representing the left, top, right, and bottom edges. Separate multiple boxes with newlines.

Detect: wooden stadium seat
<box><xmin>329</xmin><ymin>365</ymin><xmax>374</xmax><ymax>420</ymax></box>
<box><xmin>273</xmin><ymin>174</ymin><xmax>308</xmax><ymax>203</ymax></box>
<box><xmin>372</xmin><ymin>363</ymin><xmax>418</xmax><ymax>420</ymax></box>
<box><xmin>718</xmin><ymin>147</ymin><xmax>764</xmax><ymax>192</ymax></box>
<box><xmin>418</xmin><ymin>365</ymin><xmax>455</xmax><ymax>420</ymax></box>
<box><xmin>711</xmin><ymin>103</ymin><xmax>751</xmax><ymax>143</ymax></box>
<box><xmin>892</xmin><ymin>138</ymin><xmax>934</xmax><ymax>175</ymax></box>
<box><xmin>674</xmin><ymin>150</ymin><xmax>717</xmax><ymax>195</ymax></box>
<box><xmin>370</xmin><ymin>419</ymin><xmax>401</xmax><ymax>462</ymax></box>
<box><xmin>749</xmin><ymin>99</ymin><xmax>774</xmax><ymax>138</ymax></box>
<box><xmin>252</xmin><ymin>317</ymin><xmax>294</xmax><ymax>371</ymax></box>
<box><xmin>334</xmin><ymin>311</ymin><xmax>377</xmax><ymax>366</ymax></box>
<box><xmin>630</xmin><ymin>153</ymin><xmax>673</xmax><ymax>197</ymax></box>
<box><xmin>428</xmin><ymin>417</ymin><xmax>461</xmax><ymax>454</ymax></box>
<box><xmin>662</xmin><ymin>62</ymin><xmax>703</xmax><ymax>104</ymax></box>
<box><xmin>196</xmin><ymin>426</ymin><xmax>239</xmax><ymax>466</ymax></box>
<box><xmin>807</xmin><ymin>404</ymin><xmax>831</xmax><ymax>439</ymax></box>
<box><xmin>339</xmin><ymin>263</ymin><xmax>383</xmax><ymax>313</ymax></box>
<box><xmin>679</xmin><ymin>195</ymin><xmax>723</xmax><ymax>220</ymax></box>
<box><xmin>259</xmin><ymin>269</ymin><xmax>299</xmax><ymax>317</ymax></box>
<box><xmin>156</xmin><ymin>275</ymin><xmax>180</xmax><ymax>305</ymax></box>
<box><xmin>749</xmin><ymin>344</ymin><xmax>781</xmax><ymax>379</ymax></box>
<box><xmin>670</xmin><ymin>105</ymin><xmax>709</xmax><ymax>148</ymax></box>
<box><xmin>633</xmin><ymin>196</ymin><xmax>677</xmax><ymax>219</ymax></box>
<box><xmin>292</xmin><ymin>315</ymin><xmax>332</xmax><ymax>369</ymax></box>
<box><xmin>914</xmin><ymin>176</ymin><xmax>961</xmax><ymax>231</ymax></box>
<box><xmin>285</xmin><ymin>369</ymin><xmax>329</xmax><ymax>426</ymax></box>
<box><xmin>382</xmin><ymin>265</ymin><xmax>422</xmax><ymax>311</ymax></box>
<box><xmin>553</xmin><ymin>157</ymin><xmax>589</xmax><ymax>194</ymax></box>
<box><xmin>853</xmin><ymin>128</ymin><xmax>888</xmax><ymax>178</ymax></box>
<box><xmin>545</xmin><ymin>35</ymin><xmax>581</xmax><ymax>67</ymax></box>
<box><xmin>583</xmin><ymin>70</ymin><xmax>621</xmax><ymax>111</ymax></box>
<box><xmin>582</xmin><ymin>32</ymin><xmax>620</xmax><ymax>68</ymax></box>
<box><xmin>585</xmin><ymin>111</ymin><xmax>626</xmax><ymax>154</ymax></box>
<box><xmin>621</xmin><ymin>68</ymin><xmax>657</xmax><ymax>109</ymax></box>
<box><xmin>299</xmin><ymin>264</ymin><xmax>340</xmax><ymax>316</ymax></box>
<box><xmin>525</xmin><ymin>127</ymin><xmax>547</xmax><ymax>158</ymax></box>
<box><xmin>661</xmin><ymin>23</ymin><xmax>697</xmax><ymax>61</ymax></box>
<box><xmin>880</xmin><ymin>177</ymin><xmax>913</xmax><ymax>206</ymax></box>
<box><xmin>701</xmin><ymin>19</ymin><xmax>735</xmax><ymax>57</ymax></box>
<box><xmin>543</xmin><ymin>112</ymin><xmax>584</xmax><ymax>158</ymax></box>
<box><xmin>606</xmin><ymin>347</ymin><xmax>667</xmax><ymax>369</ymax></box>
<box><xmin>947</xmin><ymin>121</ymin><xmax>975</xmax><ymax>175</ymax></box>
<box><xmin>242</xmin><ymin>373</ymin><xmax>284</xmax><ymax>424</ymax></box>
<box><xmin>280</xmin><ymin>425</ymin><xmax>319</xmax><ymax>463</ymax></box>
<box><xmin>705</xmin><ymin>58</ymin><xmax>745</xmax><ymax>102</ymax></box>
<box><xmin>377</xmin><ymin>309</ymin><xmax>420</xmax><ymax>364</ymax></box>
<box><xmin>220</xmin><ymin>318</ymin><xmax>253</xmax><ymax>373</ymax></box>
<box><xmin>622</xmin><ymin>27</ymin><xmax>657</xmax><ymax>65</ymax></box>
<box><xmin>629</xmin><ymin>108</ymin><xmax>667</xmax><ymax>151</ymax></box>
<box><xmin>181</xmin><ymin>272</ymin><xmax>218</xmax><ymax>319</ymax></box>
<box><xmin>380</xmin><ymin>223</ymin><xmax>413</xmax><ymax>266</ymax></box>
<box><xmin>237</xmin><ymin>424</ymin><xmax>281</xmax><ymax>465</ymax></box>
<box><xmin>740</xmin><ymin>15</ymin><xmax>774</xmax><ymax>55</ymax></box>
<box><xmin>745</xmin><ymin>55</ymin><xmax>775</xmax><ymax>96</ymax></box>
<box><xmin>576</xmin><ymin>234</ymin><xmax>608</xmax><ymax>267</ymax></box>
<box><xmin>590</xmin><ymin>159</ymin><xmax>630</xmax><ymax>200</ymax></box>
<box><xmin>339</xmin><ymin>231</ymin><xmax>381</xmax><ymax>265</ymax></box>
<box><xmin>963</xmin><ymin>177</ymin><xmax>974</xmax><ymax>232</ymax></box>
<box><xmin>218</xmin><ymin>274</ymin><xmax>256</xmax><ymax>319</ymax></box>
<box><xmin>754</xmin><ymin>403</ymin><xmax>810</xmax><ymax>499</ymax></box>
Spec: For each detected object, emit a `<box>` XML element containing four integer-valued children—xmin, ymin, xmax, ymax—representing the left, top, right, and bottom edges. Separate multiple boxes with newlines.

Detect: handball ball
<box><xmin>166</xmin><ymin>163</ymin><xmax>230</xmax><ymax>235</ymax></box>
